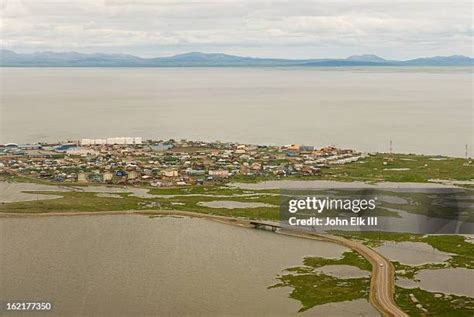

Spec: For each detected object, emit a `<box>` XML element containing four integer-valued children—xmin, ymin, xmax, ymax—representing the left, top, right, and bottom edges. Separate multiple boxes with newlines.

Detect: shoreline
<box><xmin>0</xmin><ymin>210</ymin><xmax>256</xmax><ymax>228</ymax></box>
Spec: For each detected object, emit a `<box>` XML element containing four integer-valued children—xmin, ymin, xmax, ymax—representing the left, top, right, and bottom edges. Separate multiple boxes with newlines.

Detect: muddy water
<box><xmin>198</xmin><ymin>201</ymin><xmax>274</xmax><ymax>209</ymax></box>
<box><xmin>397</xmin><ymin>268</ymin><xmax>474</xmax><ymax>297</ymax></box>
<box><xmin>232</xmin><ymin>180</ymin><xmax>458</xmax><ymax>191</ymax></box>
<box><xmin>0</xmin><ymin>182</ymin><xmax>67</xmax><ymax>202</ymax></box>
<box><xmin>2</xmin><ymin>67</ymin><xmax>472</xmax><ymax>157</ymax></box>
<box><xmin>415</xmin><ymin>268</ymin><xmax>474</xmax><ymax>297</ymax></box>
<box><xmin>0</xmin><ymin>181</ymin><xmax>275</xmax><ymax>202</ymax></box>
<box><xmin>315</xmin><ymin>265</ymin><xmax>370</xmax><ymax>279</ymax></box>
<box><xmin>308</xmin><ymin>299</ymin><xmax>379</xmax><ymax>316</ymax></box>
<box><xmin>0</xmin><ymin>215</ymin><xmax>356</xmax><ymax>316</ymax></box>
<box><xmin>376</xmin><ymin>241</ymin><xmax>452</xmax><ymax>265</ymax></box>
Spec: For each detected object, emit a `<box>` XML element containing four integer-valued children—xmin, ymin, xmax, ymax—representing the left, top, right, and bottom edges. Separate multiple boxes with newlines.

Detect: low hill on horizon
<box><xmin>1</xmin><ymin>50</ymin><xmax>472</xmax><ymax>67</ymax></box>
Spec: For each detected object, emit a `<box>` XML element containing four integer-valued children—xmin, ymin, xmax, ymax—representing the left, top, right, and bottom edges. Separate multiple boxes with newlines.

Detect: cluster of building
<box><xmin>80</xmin><ymin>137</ymin><xmax>142</xmax><ymax>146</ymax></box>
<box><xmin>0</xmin><ymin>137</ymin><xmax>365</xmax><ymax>187</ymax></box>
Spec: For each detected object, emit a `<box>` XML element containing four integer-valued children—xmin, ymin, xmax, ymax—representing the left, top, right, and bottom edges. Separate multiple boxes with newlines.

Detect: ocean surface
<box><xmin>0</xmin><ymin>67</ymin><xmax>472</xmax><ymax>156</ymax></box>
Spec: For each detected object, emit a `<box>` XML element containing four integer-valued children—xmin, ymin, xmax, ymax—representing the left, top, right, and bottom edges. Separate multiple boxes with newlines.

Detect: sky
<box><xmin>1</xmin><ymin>0</ymin><xmax>472</xmax><ymax>59</ymax></box>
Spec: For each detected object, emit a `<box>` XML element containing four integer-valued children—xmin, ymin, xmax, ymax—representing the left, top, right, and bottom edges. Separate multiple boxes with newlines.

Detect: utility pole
<box><xmin>389</xmin><ymin>140</ymin><xmax>394</xmax><ymax>161</ymax></box>
<box><xmin>464</xmin><ymin>144</ymin><xmax>471</xmax><ymax>166</ymax></box>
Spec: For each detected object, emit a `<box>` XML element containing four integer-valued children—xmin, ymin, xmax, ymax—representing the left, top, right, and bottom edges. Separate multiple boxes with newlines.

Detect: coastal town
<box><xmin>0</xmin><ymin>137</ymin><xmax>365</xmax><ymax>187</ymax></box>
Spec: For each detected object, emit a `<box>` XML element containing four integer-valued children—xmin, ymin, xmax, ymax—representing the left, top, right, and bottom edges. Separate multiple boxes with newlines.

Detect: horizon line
<box><xmin>2</xmin><ymin>48</ymin><xmax>473</xmax><ymax>61</ymax></box>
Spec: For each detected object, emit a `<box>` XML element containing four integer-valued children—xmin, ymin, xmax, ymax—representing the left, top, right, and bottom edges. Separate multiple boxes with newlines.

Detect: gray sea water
<box><xmin>0</xmin><ymin>67</ymin><xmax>472</xmax><ymax>156</ymax></box>
<box><xmin>0</xmin><ymin>215</ymin><xmax>364</xmax><ymax>316</ymax></box>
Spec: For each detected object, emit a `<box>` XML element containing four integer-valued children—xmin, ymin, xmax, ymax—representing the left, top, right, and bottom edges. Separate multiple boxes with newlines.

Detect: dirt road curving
<box><xmin>308</xmin><ymin>233</ymin><xmax>409</xmax><ymax>317</ymax></box>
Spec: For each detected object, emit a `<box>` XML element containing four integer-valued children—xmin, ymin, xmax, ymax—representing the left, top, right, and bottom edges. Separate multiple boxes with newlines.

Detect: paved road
<box><xmin>324</xmin><ymin>234</ymin><xmax>408</xmax><ymax>317</ymax></box>
<box><xmin>280</xmin><ymin>230</ymin><xmax>408</xmax><ymax>317</ymax></box>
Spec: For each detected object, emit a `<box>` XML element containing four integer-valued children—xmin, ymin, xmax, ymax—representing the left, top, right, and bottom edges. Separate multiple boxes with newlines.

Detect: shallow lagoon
<box><xmin>315</xmin><ymin>265</ymin><xmax>370</xmax><ymax>279</ymax></box>
<box><xmin>376</xmin><ymin>241</ymin><xmax>452</xmax><ymax>265</ymax></box>
<box><xmin>0</xmin><ymin>215</ymin><xmax>353</xmax><ymax>316</ymax></box>
<box><xmin>396</xmin><ymin>268</ymin><xmax>474</xmax><ymax>297</ymax></box>
<box><xmin>198</xmin><ymin>200</ymin><xmax>275</xmax><ymax>209</ymax></box>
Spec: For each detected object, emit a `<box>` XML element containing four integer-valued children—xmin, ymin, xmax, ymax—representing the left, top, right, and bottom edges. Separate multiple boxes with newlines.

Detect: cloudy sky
<box><xmin>1</xmin><ymin>0</ymin><xmax>472</xmax><ymax>59</ymax></box>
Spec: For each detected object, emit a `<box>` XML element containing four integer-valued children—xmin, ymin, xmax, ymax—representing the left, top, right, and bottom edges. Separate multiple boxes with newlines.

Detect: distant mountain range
<box><xmin>1</xmin><ymin>50</ymin><xmax>473</xmax><ymax>67</ymax></box>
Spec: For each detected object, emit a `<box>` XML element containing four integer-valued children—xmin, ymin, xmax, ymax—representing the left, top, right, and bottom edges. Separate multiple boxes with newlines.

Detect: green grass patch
<box><xmin>270</xmin><ymin>273</ymin><xmax>370</xmax><ymax>312</ymax></box>
<box><xmin>320</xmin><ymin>154</ymin><xmax>473</xmax><ymax>183</ymax></box>
<box><xmin>269</xmin><ymin>251</ymin><xmax>372</xmax><ymax>312</ymax></box>
<box><xmin>395</xmin><ymin>287</ymin><xmax>474</xmax><ymax>316</ymax></box>
<box><xmin>303</xmin><ymin>251</ymin><xmax>372</xmax><ymax>272</ymax></box>
<box><xmin>0</xmin><ymin>191</ymin><xmax>145</xmax><ymax>213</ymax></box>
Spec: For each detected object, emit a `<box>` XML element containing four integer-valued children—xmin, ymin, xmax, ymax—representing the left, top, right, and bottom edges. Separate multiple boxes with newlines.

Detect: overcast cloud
<box><xmin>0</xmin><ymin>0</ymin><xmax>472</xmax><ymax>59</ymax></box>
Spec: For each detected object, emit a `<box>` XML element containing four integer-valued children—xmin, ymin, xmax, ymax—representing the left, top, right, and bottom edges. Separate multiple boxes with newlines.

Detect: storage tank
<box><xmin>81</xmin><ymin>139</ymin><xmax>92</xmax><ymax>146</ymax></box>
